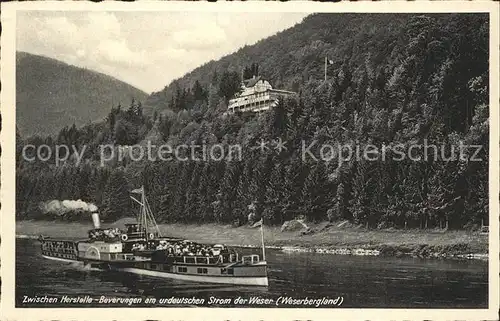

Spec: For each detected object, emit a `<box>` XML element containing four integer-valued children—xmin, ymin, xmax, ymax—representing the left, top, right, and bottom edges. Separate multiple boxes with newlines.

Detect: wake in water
<box><xmin>71</xmin><ymin>261</ymin><xmax>102</xmax><ymax>272</ymax></box>
<box><xmin>16</xmin><ymin>234</ymin><xmax>39</xmax><ymax>240</ymax></box>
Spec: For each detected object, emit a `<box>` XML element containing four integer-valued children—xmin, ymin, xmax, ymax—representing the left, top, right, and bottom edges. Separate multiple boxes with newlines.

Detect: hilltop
<box><xmin>16</xmin><ymin>52</ymin><xmax>148</xmax><ymax>137</ymax></box>
<box><xmin>145</xmin><ymin>13</ymin><xmax>486</xmax><ymax>125</ymax></box>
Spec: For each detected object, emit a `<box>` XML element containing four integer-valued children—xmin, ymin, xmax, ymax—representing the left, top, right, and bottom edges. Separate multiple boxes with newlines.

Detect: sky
<box><xmin>17</xmin><ymin>11</ymin><xmax>308</xmax><ymax>93</ymax></box>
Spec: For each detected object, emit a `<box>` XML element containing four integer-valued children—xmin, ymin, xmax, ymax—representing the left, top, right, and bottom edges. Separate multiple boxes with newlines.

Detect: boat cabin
<box><xmin>123</xmin><ymin>223</ymin><xmax>158</xmax><ymax>241</ymax></box>
<box><xmin>242</xmin><ymin>254</ymin><xmax>261</xmax><ymax>265</ymax></box>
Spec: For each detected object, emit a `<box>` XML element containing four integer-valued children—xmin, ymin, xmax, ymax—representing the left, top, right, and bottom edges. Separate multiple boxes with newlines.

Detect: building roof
<box><xmin>243</xmin><ymin>76</ymin><xmax>262</xmax><ymax>88</ymax></box>
<box><xmin>270</xmin><ymin>88</ymin><xmax>297</xmax><ymax>95</ymax></box>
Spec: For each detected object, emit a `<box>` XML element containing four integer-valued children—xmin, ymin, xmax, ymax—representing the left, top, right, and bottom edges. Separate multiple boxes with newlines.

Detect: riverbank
<box><xmin>16</xmin><ymin>220</ymin><xmax>488</xmax><ymax>260</ymax></box>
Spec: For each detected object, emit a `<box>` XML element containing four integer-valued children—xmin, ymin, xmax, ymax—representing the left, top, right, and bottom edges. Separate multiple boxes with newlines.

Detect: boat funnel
<box><xmin>91</xmin><ymin>212</ymin><xmax>101</xmax><ymax>229</ymax></box>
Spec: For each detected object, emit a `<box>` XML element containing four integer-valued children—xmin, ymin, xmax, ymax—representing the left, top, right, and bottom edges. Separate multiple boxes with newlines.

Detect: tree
<box><xmin>193</xmin><ymin>80</ymin><xmax>206</xmax><ymax>102</ymax></box>
<box><xmin>328</xmin><ymin>182</ymin><xmax>349</xmax><ymax>222</ymax></box>
<box><xmin>243</xmin><ymin>63</ymin><xmax>259</xmax><ymax>80</ymax></box>
<box><xmin>349</xmin><ymin>161</ymin><xmax>371</xmax><ymax>227</ymax></box>
<box><xmin>184</xmin><ymin>163</ymin><xmax>202</xmax><ymax>222</ymax></box>
<box><xmin>218</xmin><ymin>71</ymin><xmax>241</xmax><ymax>102</ymax></box>
<box><xmin>213</xmin><ymin>162</ymin><xmax>241</xmax><ymax>223</ymax></box>
<box><xmin>301</xmin><ymin>162</ymin><xmax>330</xmax><ymax>222</ymax></box>
<box><xmin>101</xmin><ymin>169</ymin><xmax>131</xmax><ymax>222</ymax></box>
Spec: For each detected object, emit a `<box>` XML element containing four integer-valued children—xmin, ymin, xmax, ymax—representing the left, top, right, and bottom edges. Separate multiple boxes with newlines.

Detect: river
<box><xmin>16</xmin><ymin>238</ymin><xmax>488</xmax><ymax>308</ymax></box>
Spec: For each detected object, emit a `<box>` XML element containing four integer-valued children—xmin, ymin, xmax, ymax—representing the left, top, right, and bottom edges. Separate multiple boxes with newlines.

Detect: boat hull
<box><xmin>40</xmin><ymin>253</ymin><xmax>269</xmax><ymax>286</ymax></box>
<box><xmin>116</xmin><ymin>267</ymin><xmax>269</xmax><ymax>286</ymax></box>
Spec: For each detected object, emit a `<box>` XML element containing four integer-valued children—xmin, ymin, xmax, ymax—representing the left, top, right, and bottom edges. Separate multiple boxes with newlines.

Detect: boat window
<box><xmin>178</xmin><ymin>267</ymin><xmax>187</xmax><ymax>273</ymax></box>
<box><xmin>227</xmin><ymin>268</ymin><xmax>234</xmax><ymax>275</ymax></box>
<box><xmin>151</xmin><ymin>264</ymin><xmax>157</xmax><ymax>270</ymax></box>
<box><xmin>185</xmin><ymin>257</ymin><xmax>195</xmax><ymax>264</ymax></box>
<box><xmin>197</xmin><ymin>268</ymin><xmax>208</xmax><ymax>274</ymax></box>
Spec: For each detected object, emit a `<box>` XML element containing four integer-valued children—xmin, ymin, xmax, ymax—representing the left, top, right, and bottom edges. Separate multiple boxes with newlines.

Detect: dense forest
<box><xmin>16</xmin><ymin>13</ymin><xmax>489</xmax><ymax>229</ymax></box>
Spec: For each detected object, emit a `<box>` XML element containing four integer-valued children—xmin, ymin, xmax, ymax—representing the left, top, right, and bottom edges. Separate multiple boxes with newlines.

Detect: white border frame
<box><xmin>1</xmin><ymin>1</ymin><xmax>499</xmax><ymax>320</ymax></box>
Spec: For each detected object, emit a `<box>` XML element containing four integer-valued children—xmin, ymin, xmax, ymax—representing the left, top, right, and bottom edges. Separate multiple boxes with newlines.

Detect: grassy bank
<box><xmin>16</xmin><ymin>220</ymin><xmax>488</xmax><ymax>259</ymax></box>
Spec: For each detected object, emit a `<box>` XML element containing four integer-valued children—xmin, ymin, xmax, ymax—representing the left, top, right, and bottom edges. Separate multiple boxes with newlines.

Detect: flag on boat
<box><xmin>130</xmin><ymin>186</ymin><xmax>144</xmax><ymax>194</ymax></box>
<box><xmin>253</xmin><ymin>217</ymin><xmax>266</xmax><ymax>261</ymax></box>
<box><xmin>252</xmin><ymin>218</ymin><xmax>263</xmax><ymax>228</ymax></box>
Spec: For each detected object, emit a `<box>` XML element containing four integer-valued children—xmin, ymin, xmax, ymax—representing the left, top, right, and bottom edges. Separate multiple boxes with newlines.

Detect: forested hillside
<box><xmin>16</xmin><ymin>14</ymin><xmax>489</xmax><ymax>230</ymax></box>
<box><xmin>16</xmin><ymin>52</ymin><xmax>148</xmax><ymax>136</ymax></box>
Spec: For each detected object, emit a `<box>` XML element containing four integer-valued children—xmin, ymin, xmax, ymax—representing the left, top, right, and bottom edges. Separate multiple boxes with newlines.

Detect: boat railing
<box><xmin>87</xmin><ymin>236</ymin><xmax>121</xmax><ymax>243</ymax></box>
<box><xmin>127</xmin><ymin>231</ymin><xmax>146</xmax><ymax>238</ymax></box>
<box><xmin>116</xmin><ymin>253</ymin><xmax>135</xmax><ymax>261</ymax></box>
<box><xmin>169</xmin><ymin>253</ymin><xmax>239</xmax><ymax>265</ymax></box>
<box><xmin>41</xmin><ymin>240</ymin><xmax>78</xmax><ymax>254</ymax></box>
<box><xmin>42</xmin><ymin>248</ymin><xmax>77</xmax><ymax>255</ymax></box>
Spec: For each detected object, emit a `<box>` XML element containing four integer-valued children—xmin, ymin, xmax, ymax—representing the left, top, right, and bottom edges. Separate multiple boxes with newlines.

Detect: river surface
<box><xmin>16</xmin><ymin>238</ymin><xmax>488</xmax><ymax>308</ymax></box>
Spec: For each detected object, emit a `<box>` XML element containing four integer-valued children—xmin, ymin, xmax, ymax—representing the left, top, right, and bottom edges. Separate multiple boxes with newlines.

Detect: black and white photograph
<box><xmin>1</xmin><ymin>1</ymin><xmax>499</xmax><ymax>320</ymax></box>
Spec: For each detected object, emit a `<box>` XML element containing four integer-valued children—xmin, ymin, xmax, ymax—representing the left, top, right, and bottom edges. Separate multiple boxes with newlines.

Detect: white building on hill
<box><xmin>227</xmin><ymin>76</ymin><xmax>296</xmax><ymax>114</ymax></box>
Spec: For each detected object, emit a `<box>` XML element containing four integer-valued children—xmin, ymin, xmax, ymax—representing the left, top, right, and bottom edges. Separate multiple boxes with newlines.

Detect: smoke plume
<box><xmin>40</xmin><ymin>199</ymin><xmax>98</xmax><ymax>215</ymax></box>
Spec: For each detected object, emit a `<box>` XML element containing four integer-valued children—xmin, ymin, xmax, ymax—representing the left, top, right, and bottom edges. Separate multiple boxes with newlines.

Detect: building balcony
<box><xmin>228</xmin><ymin>97</ymin><xmax>278</xmax><ymax>114</ymax></box>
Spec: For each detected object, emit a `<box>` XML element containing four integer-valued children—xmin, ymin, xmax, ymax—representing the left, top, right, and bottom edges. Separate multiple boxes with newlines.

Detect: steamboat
<box><xmin>39</xmin><ymin>187</ymin><xmax>268</xmax><ymax>286</ymax></box>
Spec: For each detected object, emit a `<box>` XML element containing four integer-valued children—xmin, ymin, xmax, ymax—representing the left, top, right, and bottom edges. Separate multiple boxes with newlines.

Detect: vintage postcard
<box><xmin>1</xmin><ymin>1</ymin><xmax>499</xmax><ymax>320</ymax></box>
